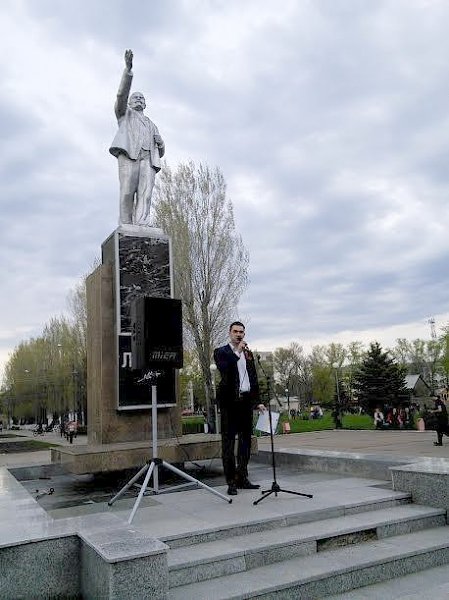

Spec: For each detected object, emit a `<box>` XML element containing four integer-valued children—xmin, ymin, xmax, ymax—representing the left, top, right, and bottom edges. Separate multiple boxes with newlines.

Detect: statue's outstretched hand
<box><xmin>124</xmin><ymin>49</ymin><xmax>133</xmax><ymax>72</ymax></box>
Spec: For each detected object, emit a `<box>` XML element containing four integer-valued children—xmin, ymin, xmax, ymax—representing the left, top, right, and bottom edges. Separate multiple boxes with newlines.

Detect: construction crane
<box><xmin>428</xmin><ymin>317</ymin><xmax>437</xmax><ymax>340</ymax></box>
<box><xmin>426</xmin><ymin>317</ymin><xmax>438</xmax><ymax>395</ymax></box>
<box><xmin>427</xmin><ymin>317</ymin><xmax>437</xmax><ymax>340</ymax></box>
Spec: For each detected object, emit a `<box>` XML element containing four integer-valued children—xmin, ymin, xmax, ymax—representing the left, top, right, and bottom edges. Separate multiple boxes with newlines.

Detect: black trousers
<box><xmin>436</xmin><ymin>422</ymin><xmax>449</xmax><ymax>444</ymax></box>
<box><xmin>220</xmin><ymin>398</ymin><xmax>253</xmax><ymax>484</ymax></box>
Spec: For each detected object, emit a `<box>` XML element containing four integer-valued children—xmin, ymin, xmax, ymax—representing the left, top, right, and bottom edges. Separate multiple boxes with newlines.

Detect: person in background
<box><xmin>432</xmin><ymin>395</ymin><xmax>449</xmax><ymax>446</ymax></box>
<box><xmin>373</xmin><ymin>407</ymin><xmax>385</xmax><ymax>429</ymax></box>
<box><xmin>67</xmin><ymin>420</ymin><xmax>77</xmax><ymax>444</ymax></box>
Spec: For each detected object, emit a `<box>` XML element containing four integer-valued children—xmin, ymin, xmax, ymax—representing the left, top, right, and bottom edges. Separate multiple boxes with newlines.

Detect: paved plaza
<box><xmin>1</xmin><ymin>426</ymin><xmax>449</xmax><ymax>598</ymax></box>
<box><xmin>258</xmin><ymin>428</ymin><xmax>449</xmax><ymax>460</ymax></box>
<box><xmin>2</xmin><ymin>427</ymin><xmax>448</xmax><ymax>471</ymax></box>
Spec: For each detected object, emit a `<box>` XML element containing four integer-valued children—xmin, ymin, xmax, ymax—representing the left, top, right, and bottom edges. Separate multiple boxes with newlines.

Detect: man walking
<box><xmin>110</xmin><ymin>49</ymin><xmax>165</xmax><ymax>226</ymax></box>
<box><xmin>214</xmin><ymin>322</ymin><xmax>266</xmax><ymax>496</ymax></box>
<box><xmin>432</xmin><ymin>395</ymin><xmax>449</xmax><ymax>446</ymax></box>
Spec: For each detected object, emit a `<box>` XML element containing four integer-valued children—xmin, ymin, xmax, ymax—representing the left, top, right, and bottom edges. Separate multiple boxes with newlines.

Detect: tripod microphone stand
<box><xmin>109</xmin><ymin>384</ymin><xmax>231</xmax><ymax>524</ymax></box>
<box><xmin>253</xmin><ymin>356</ymin><xmax>313</xmax><ymax>506</ymax></box>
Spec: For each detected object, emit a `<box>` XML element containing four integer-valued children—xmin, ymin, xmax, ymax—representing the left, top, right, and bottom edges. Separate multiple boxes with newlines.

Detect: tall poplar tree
<box><xmin>153</xmin><ymin>161</ymin><xmax>249</xmax><ymax>424</ymax></box>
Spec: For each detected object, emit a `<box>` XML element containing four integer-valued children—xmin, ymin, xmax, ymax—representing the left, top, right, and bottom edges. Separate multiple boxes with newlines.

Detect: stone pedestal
<box><xmin>86</xmin><ymin>226</ymin><xmax>181</xmax><ymax>446</ymax></box>
<box><xmin>54</xmin><ymin>224</ymin><xmax>227</xmax><ymax>474</ymax></box>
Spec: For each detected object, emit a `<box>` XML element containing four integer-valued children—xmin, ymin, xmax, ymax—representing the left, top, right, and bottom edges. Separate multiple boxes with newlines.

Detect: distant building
<box><xmin>404</xmin><ymin>374</ymin><xmax>431</xmax><ymax>401</ymax></box>
<box><xmin>275</xmin><ymin>395</ymin><xmax>300</xmax><ymax>413</ymax></box>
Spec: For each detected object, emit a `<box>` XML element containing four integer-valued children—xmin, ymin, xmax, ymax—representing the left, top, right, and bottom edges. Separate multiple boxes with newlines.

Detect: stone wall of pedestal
<box><xmin>86</xmin><ymin>262</ymin><xmax>181</xmax><ymax>446</ymax></box>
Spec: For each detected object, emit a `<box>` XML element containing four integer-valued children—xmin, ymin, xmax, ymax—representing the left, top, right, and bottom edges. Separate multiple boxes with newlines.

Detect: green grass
<box><xmin>181</xmin><ymin>416</ymin><xmax>205</xmax><ymax>426</ymax></box>
<box><xmin>277</xmin><ymin>413</ymin><xmax>374</xmax><ymax>434</ymax></box>
<box><xmin>341</xmin><ymin>414</ymin><xmax>374</xmax><ymax>430</ymax></box>
<box><xmin>22</xmin><ymin>440</ymin><xmax>60</xmax><ymax>449</ymax></box>
<box><xmin>181</xmin><ymin>415</ymin><xmax>206</xmax><ymax>434</ymax></box>
<box><xmin>0</xmin><ymin>440</ymin><xmax>60</xmax><ymax>453</ymax></box>
<box><xmin>181</xmin><ymin>411</ymin><xmax>375</xmax><ymax>435</ymax></box>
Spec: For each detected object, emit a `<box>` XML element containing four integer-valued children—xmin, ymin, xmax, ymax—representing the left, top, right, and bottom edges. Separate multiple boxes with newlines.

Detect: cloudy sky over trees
<box><xmin>1</xmin><ymin>0</ymin><xmax>449</xmax><ymax>374</ymax></box>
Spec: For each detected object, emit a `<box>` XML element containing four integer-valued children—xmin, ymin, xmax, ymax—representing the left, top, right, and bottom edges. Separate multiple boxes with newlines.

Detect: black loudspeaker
<box><xmin>131</xmin><ymin>297</ymin><xmax>183</xmax><ymax>370</ymax></box>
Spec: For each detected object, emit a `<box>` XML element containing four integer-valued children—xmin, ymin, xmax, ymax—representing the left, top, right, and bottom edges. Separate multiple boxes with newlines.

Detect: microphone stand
<box><xmin>253</xmin><ymin>355</ymin><xmax>313</xmax><ymax>506</ymax></box>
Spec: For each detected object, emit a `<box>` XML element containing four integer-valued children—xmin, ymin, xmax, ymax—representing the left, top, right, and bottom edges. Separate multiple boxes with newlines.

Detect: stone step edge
<box><xmin>168</xmin><ymin>509</ymin><xmax>446</xmax><ymax>588</ymax></box>
<box><xmin>324</xmin><ymin>565</ymin><xmax>449</xmax><ymax>600</ymax></box>
<box><xmin>162</xmin><ymin>492</ymin><xmax>411</xmax><ymax>549</ymax></box>
<box><xmin>168</xmin><ymin>527</ymin><xmax>449</xmax><ymax>600</ymax></box>
<box><xmin>168</xmin><ymin>505</ymin><xmax>445</xmax><ymax>571</ymax></box>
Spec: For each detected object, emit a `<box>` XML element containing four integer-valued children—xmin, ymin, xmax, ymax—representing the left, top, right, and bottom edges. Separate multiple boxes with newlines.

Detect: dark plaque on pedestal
<box><xmin>118</xmin><ymin>335</ymin><xmax>176</xmax><ymax>408</ymax></box>
<box><xmin>102</xmin><ymin>227</ymin><xmax>176</xmax><ymax>409</ymax></box>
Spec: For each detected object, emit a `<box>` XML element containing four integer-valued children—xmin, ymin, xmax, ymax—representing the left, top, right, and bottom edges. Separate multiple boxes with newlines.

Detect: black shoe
<box><xmin>227</xmin><ymin>484</ymin><xmax>238</xmax><ymax>495</ymax></box>
<box><xmin>434</xmin><ymin>442</ymin><xmax>443</xmax><ymax>446</ymax></box>
<box><xmin>236</xmin><ymin>479</ymin><xmax>260</xmax><ymax>490</ymax></box>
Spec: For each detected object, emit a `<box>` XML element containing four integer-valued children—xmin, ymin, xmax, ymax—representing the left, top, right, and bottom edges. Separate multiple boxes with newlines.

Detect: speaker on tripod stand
<box><xmin>109</xmin><ymin>296</ymin><xmax>231</xmax><ymax>523</ymax></box>
<box><xmin>131</xmin><ymin>296</ymin><xmax>183</xmax><ymax>371</ymax></box>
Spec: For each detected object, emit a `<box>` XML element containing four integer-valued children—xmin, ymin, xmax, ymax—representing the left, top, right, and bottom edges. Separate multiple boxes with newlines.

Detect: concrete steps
<box><xmin>168</xmin><ymin>527</ymin><xmax>449</xmax><ymax>599</ymax></box>
<box><xmin>166</xmin><ymin>498</ymin><xmax>448</xmax><ymax>599</ymax></box>
<box><xmin>161</xmin><ymin>490</ymin><xmax>412</xmax><ymax>549</ymax></box>
<box><xmin>326</xmin><ymin>563</ymin><xmax>449</xmax><ymax>599</ymax></box>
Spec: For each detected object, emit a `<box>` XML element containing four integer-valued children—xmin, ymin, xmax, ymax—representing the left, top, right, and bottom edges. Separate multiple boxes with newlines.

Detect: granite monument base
<box><xmin>51</xmin><ymin>434</ymin><xmax>258</xmax><ymax>475</ymax></box>
<box><xmin>86</xmin><ymin>261</ymin><xmax>180</xmax><ymax>446</ymax></box>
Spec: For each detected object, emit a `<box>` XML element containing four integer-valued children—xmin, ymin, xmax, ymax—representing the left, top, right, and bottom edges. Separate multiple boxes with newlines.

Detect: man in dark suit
<box><xmin>214</xmin><ymin>321</ymin><xmax>266</xmax><ymax>495</ymax></box>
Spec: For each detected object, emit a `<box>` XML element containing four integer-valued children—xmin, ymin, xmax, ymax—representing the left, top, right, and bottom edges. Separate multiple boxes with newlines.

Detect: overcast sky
<box><xmin>1</xmin><ymin>0</ymin><xmax>449</xmax><ymax>376</ymax></box>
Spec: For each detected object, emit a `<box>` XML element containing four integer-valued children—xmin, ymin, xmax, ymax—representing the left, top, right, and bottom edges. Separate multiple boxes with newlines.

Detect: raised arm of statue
<box><xmin>114</xmin><ymin>49</ymin><xmax>134</xmax><ymax>120</ymax></box>
<box><xmin>124</xmin><ymin>49</ymin><xmax>133</xmax><ymax>72</ymax></box>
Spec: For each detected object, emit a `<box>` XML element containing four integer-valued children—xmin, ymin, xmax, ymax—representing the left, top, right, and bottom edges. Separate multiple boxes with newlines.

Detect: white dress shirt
<box><xmin>230</xmin><ymin>344</ymin><xmax>251</xmax><ymax>393</ymax></box>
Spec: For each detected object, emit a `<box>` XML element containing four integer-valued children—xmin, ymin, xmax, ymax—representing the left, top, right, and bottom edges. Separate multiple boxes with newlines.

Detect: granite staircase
<box><xmin>164</xmin><ymin>492</ymin><xmax>449</xmax><ymax>599</ymax></box>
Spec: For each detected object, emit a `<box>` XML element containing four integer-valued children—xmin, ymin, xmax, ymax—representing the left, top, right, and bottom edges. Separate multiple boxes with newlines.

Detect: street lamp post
<box><xmin>332</xmin><ymin>362</ymin><xmax>342</xmax><ymax>429</ymax></box>
<box><xmin>210</xmin><ymin>363</ymin><xmax>220</xmax><ymax>434</ymax></box>
<box><xmin>56</xmin><ymin>343</ymin><xmax>66</xmax><ymax>420</ymax></box>
<box><xmin>187</xmin><ymin>380</ymin><xmax>194</xmax><ymax>412</ymax></box>
<box><xmin>285</xmin><ymin>387</ymin><xmax>290</xmax><ymax>415</ymax></box>
<box><xmin>72</xmin><ymin>369</ymin><xmax>79</xmax><ymax>423</ymax></box>
<box><xmin>5</xmin><ymin>387</ymin><xmax>14</xmax><ymax>429</ymax></box>
<box><xmin>23</xmin><ymin>369</ymin><xmax>37</xmax><ymax>425</ymax></box>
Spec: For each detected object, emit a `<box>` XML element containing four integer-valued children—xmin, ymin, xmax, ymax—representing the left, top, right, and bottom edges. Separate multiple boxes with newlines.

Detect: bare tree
<box><xmin>1</xmin><ymin>265</ymin><xmax>98</xmax><ymax>425</ymax></box>
<box><xmin>344</xmin><ymin>341</ymin><xmax>365</xmax><ymax>403</ymax></box>
<box><xmin>439</xmin><ymin>325</ymin><xmax>449</xmax><ymax>390</ymax></box>
<box><xmin>273</xmin><ymin>343</ymin><xmax>307</xmax><ymax>408</ymax></box>
<box><xmin>324</xmin><ymin>343</ymin><xmax>346</xmax><ymax>368</ymax></box>
<box><xmin>153</xmin><ymin>161</ymin><xmax>249</xmax><ymax>423</ymax></box>
<box><xmin>390</xmin><ymin>337</ymin><xmax>444</xmax><ymax>393</ymax></box>
<box><xmin>67</xmin><ymin>278</ymin><xmax>87</xmax><ymax>349</ymax></box>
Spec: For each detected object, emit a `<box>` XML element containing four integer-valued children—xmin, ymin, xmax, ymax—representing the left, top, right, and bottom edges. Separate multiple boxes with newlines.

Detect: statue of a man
<box><xmin>109</xmin><ymin>50</ymin><xmax>165</xmax><ymax>226</ymax></box>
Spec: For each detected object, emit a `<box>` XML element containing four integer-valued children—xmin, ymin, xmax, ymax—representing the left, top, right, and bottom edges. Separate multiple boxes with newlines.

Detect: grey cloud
<box><xmin>24</xmin><ymin>0</ymin><xmax>190</xmax><ymax>46</ymax></box>
<box><xmin>2</xmin><ymin>0</ymin><xmax>449</xmax><ymax>374</ymax></box>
